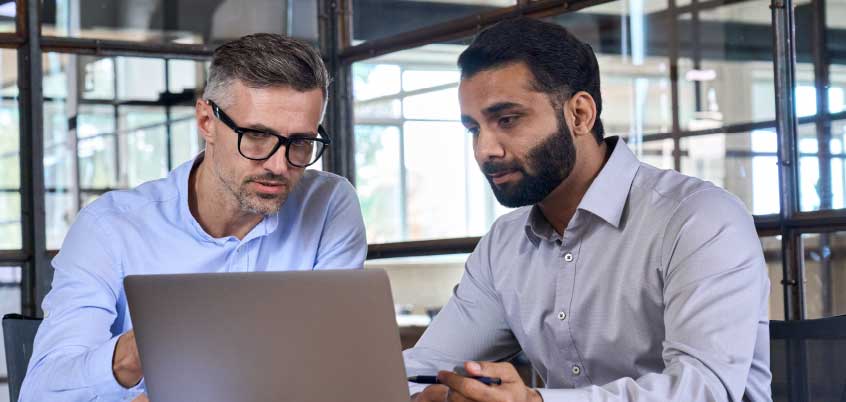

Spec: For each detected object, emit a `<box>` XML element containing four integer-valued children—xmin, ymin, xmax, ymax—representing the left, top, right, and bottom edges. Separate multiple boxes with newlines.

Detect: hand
<box><xmin>436</xmin><ymin>361</ymin><xmax>543</xmax><ymax>402</ymax></box>
<box><xmin>411</xmin><ymin>384</ymin><xmax>449</xmax><ymax>402</ymax></box>
<box><xmin>131</xmin><ymin>394</ymin><xmax>149</xmax><ymax>402</ymax></box>
<box><xmin>113</xmin><ymin>330</ymin><xmax>144</xmax><ymax>388</ymax></box>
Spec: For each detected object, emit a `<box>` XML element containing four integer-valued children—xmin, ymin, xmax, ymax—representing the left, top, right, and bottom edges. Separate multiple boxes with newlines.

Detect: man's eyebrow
<box><xmin>461</xmin><ymin>115</ymin><xmax>478</xmax><ymax>126</ymax></box>
<box><xmin>242</xmin><ymin>123</ymin><xmax>280</xmax><ymax>135</ymax></box>
<box><xmin>482</xmin><ymin>102</ymin><xmax>525</xmax><ymax>116</ymax></box>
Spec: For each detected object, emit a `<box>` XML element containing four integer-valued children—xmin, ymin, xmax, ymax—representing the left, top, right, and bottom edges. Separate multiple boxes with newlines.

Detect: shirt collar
<box><xmin>577</xmin><ymin>136</ymin><xmax>639</xmax><ymax>229</ymax></box>
<box><xmin>176</xmin><ymin>152</ymin><xmax>281</xmax><ymax>244</ymax></box>
<box><xmin>523</xmin><ymin>136</ymin><xmax>639</xmax><ymax>244</ymax></box>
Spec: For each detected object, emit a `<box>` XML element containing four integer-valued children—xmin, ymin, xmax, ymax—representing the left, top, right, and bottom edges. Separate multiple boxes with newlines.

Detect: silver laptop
<box><xmin>124</xmin><ymin>269</ymin><xmax>410</xmax><ymax>402</ymax></box>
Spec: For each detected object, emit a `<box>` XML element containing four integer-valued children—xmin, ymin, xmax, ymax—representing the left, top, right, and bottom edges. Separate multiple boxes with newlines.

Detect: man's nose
<box><xmin>474</xmin><ymin>127</ymin><xmax>506</xmax><ymax>161</ymax></box>
<box><xmin>262</xmin><ymin>145</ymin><xmax>291</xmax><ymax>175</ymax></box>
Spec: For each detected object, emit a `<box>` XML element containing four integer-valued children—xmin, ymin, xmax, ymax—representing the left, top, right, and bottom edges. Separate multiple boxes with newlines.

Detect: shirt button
<box><xmin>572</xmin><ymin>365</ymin><xmax>581</xmax><ymax>375</ymax></box>
<box><xmin>557</xmin><ymin>311</ymin><xmax>567</xmax><ymax>320</ymax></box>
<box><xmin>564</xmin><ymin>252</ymin><xmax>574</xmax><ymax>262</ymax></box>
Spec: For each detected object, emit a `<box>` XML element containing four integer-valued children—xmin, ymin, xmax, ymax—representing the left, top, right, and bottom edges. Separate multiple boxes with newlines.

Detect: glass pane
<box><xmin>42</xmin><ymin>54</ymin><xmax>204</xmax><ymax>248</ymax></box>
<box><xmin>118</xmin><ymin>106</ymin><xmax>168</xmax><ymax>187</ymax></box>
<box><xmin>352</xmin><ymin>42</ymin><xmax>511</xmax><ymax>243</ymax></box>
<box><xmin>352</xmin><ymin>0</ymin><xmax>513</xmax><ymax>43</ymax></box>
<box><xmin>762</xmin><ymin>236</ymin><xmax>785</xmax><ymax>321</ymax></box>
<box><xmin>680</xmin><ymin>130</ymin><xmax>780</xmax><ymax>215</ymax></box>
<box><xmin>802</xmin><ymin>232</ymin><xmax>846</xmax><ymax>319</ymax></box>
<box><xmin>42</xmin><ymin>0</ymin><xmax>314</xmax><ymax>44</ymax></box>
<box><xmin>0</xmin><ymin>1</ymin><xmax>15</xmax><ymax>33</ymax></box>
<box><xmin>0</xmin><ymin>48</ymin><xmax>19</xmax><ymax>251</ymax></box>
<box><xmin>0</xmin><ymin>194</ymin><xmax>21</xmax><ymax>250</ymax></box>
<box><xmin>402</xmin><ymin>88</ymin><xmax>460</xmax><ymax>120</ymax></box>
<box><xmin>0</xmin><ymin>267</ymin><xmax>22</xmax><ymax>378</ymax></box>
<box><xmin>0</xmin><ymin>100</ymin><xmax>19</xmax><ymax>189</ymax></box>
<box><xmin>678</xmin><ymin>0</ymin><xmax>776</xmax><ymax>130</ymax></box>
<box><xmin>355</xmin><ymin>125</ymin><xmax>403</xmax><ymax>243</ymax></box>
<box><xmin>629</xmin><ymin>138</ymin><xmax>675</xmax><ymax>170</ymax></box>
<box><xmin>545</xmin><ymin>0</ymin><xmax>673</xmax><ymax>137</ymax></box>
<box><xmin>170</xmin><ymin>107</ymin><xmax>201</xmax><ymax>167</ymax></box>
<box><xmin>168</xmin><ymin>59</ymin><xmax>202</xmax><ymax>95</ymax></box>
<box><xmin>796</xmin><ymin>121</ymin><xmax>846</xmax><ymax>211</ymax></box>
<box><xmin>78</xmin><ymin>105</ymin><xmax>117</xmax><ymax>189</ymax></box>
<box><xmin>46</xmin><ymin>192</ymin><xmax>74</xmax><ymax>250</ymax></box>
<box><xmin>117</xmin><ymin>57</ymin><xmax>165</xmax><ymax>101</ymax></box>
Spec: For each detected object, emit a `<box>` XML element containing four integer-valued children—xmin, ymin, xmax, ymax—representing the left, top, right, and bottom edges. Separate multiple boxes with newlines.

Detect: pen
<box><xmin>407</xmin><ymin>375</ymin><xmax>503</xmax><ymax>386</ymax></box>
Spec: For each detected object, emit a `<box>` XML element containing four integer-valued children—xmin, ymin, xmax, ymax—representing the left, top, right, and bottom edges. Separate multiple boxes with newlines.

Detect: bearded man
<box><xmin>404</xmin><ymin>18</ymin><xmax>771</xmax><ymax>402</ymax></box>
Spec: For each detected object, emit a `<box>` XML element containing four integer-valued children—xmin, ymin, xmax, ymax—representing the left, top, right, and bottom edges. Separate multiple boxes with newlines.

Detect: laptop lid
<box><xmin>125</xmin><ymin>269</ymin><xmax>410</xmax><ymax>402</ymax></box>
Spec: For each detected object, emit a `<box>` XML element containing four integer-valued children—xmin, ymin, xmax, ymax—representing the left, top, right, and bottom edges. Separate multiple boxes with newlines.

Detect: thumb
<box><xmin>466</xmin><ymin>361</ymin><xmax>521</xmax><ymax>383</ymax></box>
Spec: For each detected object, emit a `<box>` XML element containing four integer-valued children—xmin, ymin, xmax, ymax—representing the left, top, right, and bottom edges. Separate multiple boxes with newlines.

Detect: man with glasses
<box><xmin>20</xmin><ymin>34</ymin><xmax>366</xmax><ymax>402</ymax></box>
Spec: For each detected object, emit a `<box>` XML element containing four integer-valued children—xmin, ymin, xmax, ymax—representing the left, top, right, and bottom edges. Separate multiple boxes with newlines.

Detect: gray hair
<box><xmin>203</xmin><ymin>33</ymin><xmax>330</xmax><ymax>109</ymax></box>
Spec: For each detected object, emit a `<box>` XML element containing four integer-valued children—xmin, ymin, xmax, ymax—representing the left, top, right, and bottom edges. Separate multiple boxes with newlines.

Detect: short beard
<box><xmin>482</xmin><ymin>110</ymin><xmax>576</xmax><ymax>208</ymax></box>
<box><xmin>211</xmin><ymin>152</ymin><xmax>288</xmax><ymax>216</ymax></box>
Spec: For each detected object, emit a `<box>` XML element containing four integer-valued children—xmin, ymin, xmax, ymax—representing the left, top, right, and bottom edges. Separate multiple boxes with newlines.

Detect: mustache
<box><xmin>245</xmin><ymin>173</ymin><xmax>288</xmax><ymax>185</ymax></box>
<box><xmin>481</xmin><ymin>161</ymin><xmax>523</xmax><ymax>176</ymax></box>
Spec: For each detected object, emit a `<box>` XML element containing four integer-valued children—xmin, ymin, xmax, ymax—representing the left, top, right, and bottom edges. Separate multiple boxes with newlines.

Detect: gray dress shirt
<box><xmin>403</xmin><ymin>136</ymin><xmax>771</xmax><ymax>402</ymax></box>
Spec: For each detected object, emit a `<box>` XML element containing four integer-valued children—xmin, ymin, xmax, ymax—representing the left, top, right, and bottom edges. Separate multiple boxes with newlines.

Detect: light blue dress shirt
<box><xmin>19</xmin><ymin>155</ymin><xmax>367</xmax><ymax>402</ymax></box>
<box><xmin>404</xmin><ymin>136</ymin><xmax>771</xmax><ymax>402</ymax></box>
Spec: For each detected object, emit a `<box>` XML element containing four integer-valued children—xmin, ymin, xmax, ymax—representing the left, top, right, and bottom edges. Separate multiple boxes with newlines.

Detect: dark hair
<box><xmin>458</xmin><ymin>18</ymin><xmax>604</xmax><ymax>142</ymax></box>
<box><xmin>204</xmin><ymin>33</ymin><xmax>329</xmax><ymax>107</ymax></box>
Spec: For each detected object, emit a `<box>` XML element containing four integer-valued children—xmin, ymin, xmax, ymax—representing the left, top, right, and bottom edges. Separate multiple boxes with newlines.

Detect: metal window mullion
<box><xmin>668</xmin><ymin>0</ymin><xmax>682</xmax><ymax>172</ymax></box>
<box><xmin>319</xmin><ymin>0</ymin><xmax>356</xmax><ymax>183</ymax></box>
<box><xmin>771</xmin><ymin>0</ymin><xmax>804</xmax><ymax>322</ymax></box>
<box><xmin>17</xmin><ymin>0</ymin><xmax>48</xmax><ymax>315</ymax></box>
<box><xmin>164</xmin><ymin>59</ymin><xmax>173</xmax><ymax>172</ymax></box>
<box><xmin>810</xmin><ymin>0</ymin><xmax>833</xmax><ymax>318</ymax></box>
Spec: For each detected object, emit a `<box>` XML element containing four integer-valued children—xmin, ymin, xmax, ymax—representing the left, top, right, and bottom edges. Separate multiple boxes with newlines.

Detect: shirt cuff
<box><xmin>86</xmin><ymin>334</ymin><xmax>145</xmax><ymax>400</ymax></box>
<box><xmin>536</xmin><ymin>387</ymin><xmax>592</xmax><ymax>402</ymax></box>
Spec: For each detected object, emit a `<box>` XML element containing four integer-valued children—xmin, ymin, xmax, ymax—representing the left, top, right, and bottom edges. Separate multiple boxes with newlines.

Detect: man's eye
<box><xmin>499</xmin><ymin>116</ymin><xmax>519</xmax><ymax>127</ymax></box>
<box><xmin>290</xmin><ymin>138</ymin><xmax>312</xmax><ymax>147</ymax></box>
<box><xmin>245</xmin><ymin>131</ymin><xmax>273</xmax><ymax>140</ymax></box>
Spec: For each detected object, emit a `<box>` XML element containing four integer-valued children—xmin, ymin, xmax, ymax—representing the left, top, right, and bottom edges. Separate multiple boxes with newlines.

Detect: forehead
<box><xmin>458</xmin><ymin>62</ymin><xmax>543</xmax><ymax>114</ymax></box>
<box><xmin>227</xmin><ymin>81</ymin><xmax>325</xmax><ymax>129</ymax></box>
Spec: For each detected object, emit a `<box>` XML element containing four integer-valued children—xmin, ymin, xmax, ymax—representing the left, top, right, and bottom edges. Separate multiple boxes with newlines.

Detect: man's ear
<box><xmin>565</xmin><ymin>91</ymin><xmax>598</xmax><ymax>139</ymax></box>
<box><xmin>196</xmin><ymin>99</ymin><xmax>216</xmax><ymax>145</ymax></box>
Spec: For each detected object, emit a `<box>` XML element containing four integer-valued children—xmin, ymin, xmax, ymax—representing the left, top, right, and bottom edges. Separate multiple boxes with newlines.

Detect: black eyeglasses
<box><xmin>207</xmin><ymin>99</ymin><xmax>331</xmax><ymax>168</ymax></box>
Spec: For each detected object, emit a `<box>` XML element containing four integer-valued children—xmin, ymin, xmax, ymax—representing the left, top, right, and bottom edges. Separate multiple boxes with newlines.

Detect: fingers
<box><xmin>438</xmin><ymin>371</ymin><xmax>497</xmax><ymax>402</ymax></box>
<box><xmin>413</xmin><ymin>384</ymin><xmax>449</xmax><ymax>402</ymax></box>
<box><xmin>446</xmin><ymin>388</ymin><xmax>476</xmax><ymax>402</ymax></box>
<box><xmin>464</xmin><ymin>361</ymin><xmax>522</xmax><ymax>384</ymax></box>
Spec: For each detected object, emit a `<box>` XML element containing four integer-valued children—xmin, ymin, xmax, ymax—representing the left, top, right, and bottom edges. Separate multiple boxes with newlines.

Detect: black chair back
<box><xmin>2</xmin><ymin>313</ymin><xmax>42</xmax><ymax>402</ymax></box>
<box><xmin>770</xmin><ymin>315</ymin><xmax>846</xmax><ymax>402</ymax></box>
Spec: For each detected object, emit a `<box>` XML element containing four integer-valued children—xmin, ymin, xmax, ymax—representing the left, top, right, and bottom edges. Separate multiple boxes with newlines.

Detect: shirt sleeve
<box><xmin>538</xmin><ymin>188</ymin><xmax>769</xmax><ymax>402</ymax></box>
<box><xmin>313</xmin><ymin>177</ymin><xmax>368</xmax><ymax>270</ymax></box>
<box><xmin>403</xmin><ymin>230</ymin><xmax>523</xmax><ymax>396</ymax></box>
<box><xmin>19</xmin><ymin>210</ymin><xmax>145</xmax><ymax>402</ymax></box>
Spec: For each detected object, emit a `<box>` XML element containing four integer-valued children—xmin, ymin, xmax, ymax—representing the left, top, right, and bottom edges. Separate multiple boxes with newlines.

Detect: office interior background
<box><xmin>0</xmin><ymin>0</ymin><xmax>841</xmax><ymax>399</ymax></box>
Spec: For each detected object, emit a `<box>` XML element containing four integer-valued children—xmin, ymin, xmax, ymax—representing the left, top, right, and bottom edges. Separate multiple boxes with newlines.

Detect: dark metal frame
<box><xmin>324</xmin><ymin>0</ymin><xmax>846</xmax><ymax>331</ymax></box>
<box><xmin>2</xmin><ymin>0</ymin><xmax>217</xmax><ymax>318</ymax></box>
<box><xmin>0</xmin><ymin>0</ymin><xmax>839</xmax><ymax>358</ymax></box>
